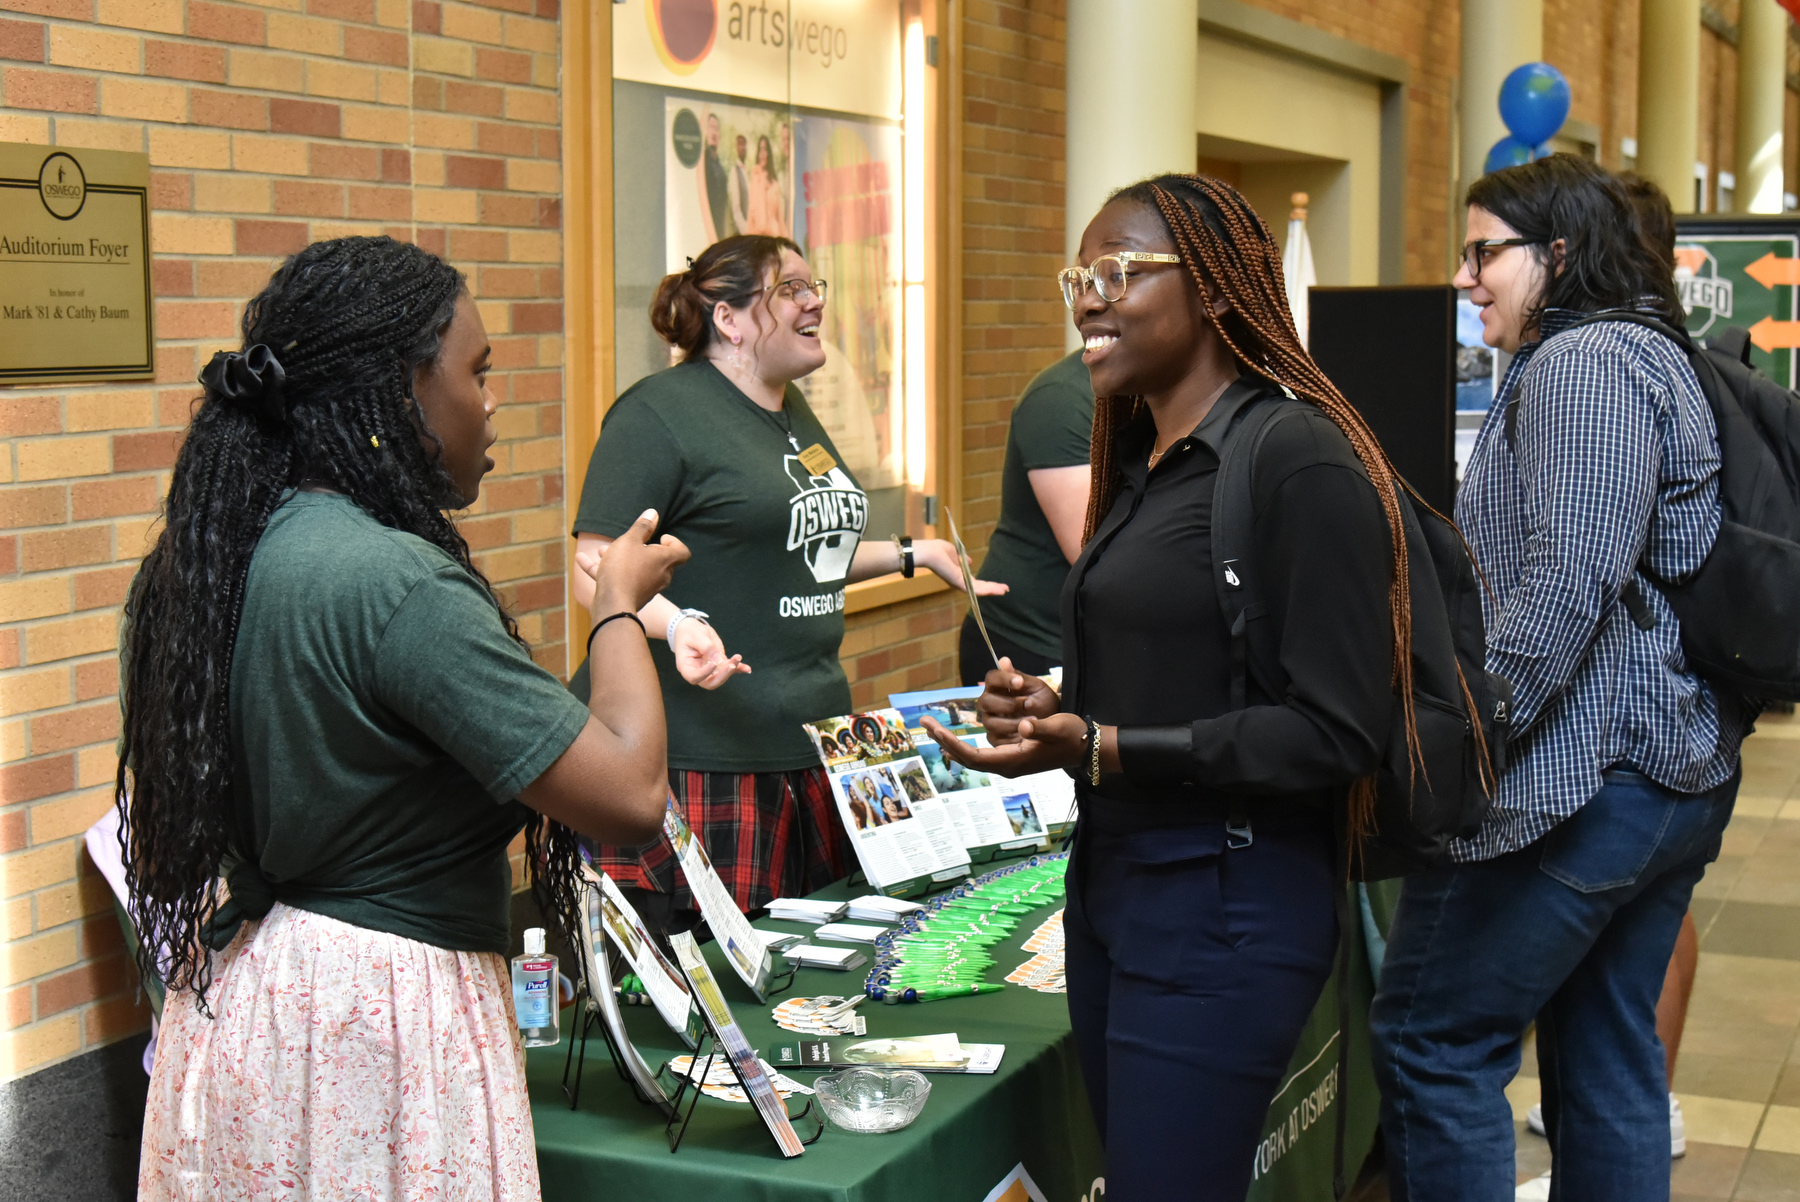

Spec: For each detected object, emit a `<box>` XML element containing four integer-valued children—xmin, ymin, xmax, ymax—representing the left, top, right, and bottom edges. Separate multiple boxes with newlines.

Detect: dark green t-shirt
<box><xmin>976</xmin><ymin>351</ymin><xmax>1094</xmax><ymax>660</ymax></box>
<box><xmin>571</xmin><ymin>358</ymin><xmax>867</xmax><ymax>771</ymax></box>
<box><xmin>229</xmin><ymin>492</ymin><xmax>591</xmax><ymax>954</ymax></box>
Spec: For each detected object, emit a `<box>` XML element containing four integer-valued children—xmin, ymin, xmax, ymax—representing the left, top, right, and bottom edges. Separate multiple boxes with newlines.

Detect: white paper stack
<box><xmin>812</xmin><ymin>922</ymin><xmax>888</xmax><ymax>945</ymax></box>
<box><xmin>782</xmin><ymin>944</ymin><xmax>869</xmax><ymax>971</ymax></box>
<box><xmin>766</xmin><ymin>898</ymin><xmax>850</xmax><ymax>925</ymax></box>
<box><xmin>846</xmin><ymin>895</ymin><xmax>926</xmax><ymax>923</ymax></box>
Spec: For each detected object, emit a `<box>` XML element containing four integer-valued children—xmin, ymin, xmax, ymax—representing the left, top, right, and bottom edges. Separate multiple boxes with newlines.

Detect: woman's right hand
<box><xmin>976</xmin><ymin>656</ymin><xmax>1062</xmax><ymax>746</ymax></box>
<box><xmin>670</xmin><ymin>617</ymin><xmax>752</xmax><ymax>690</ymax></box>
<box><xmin>579</xmin><ymin>509</ymin><xmax>689</xmax><ymax>618</ymax></box>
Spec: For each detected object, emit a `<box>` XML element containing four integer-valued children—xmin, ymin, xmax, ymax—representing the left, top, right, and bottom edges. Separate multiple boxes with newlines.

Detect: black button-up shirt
<box><xmin>1061</xmin><ymin>379</ymin><xmax>1395</xmax><ymax>828</ymax></box>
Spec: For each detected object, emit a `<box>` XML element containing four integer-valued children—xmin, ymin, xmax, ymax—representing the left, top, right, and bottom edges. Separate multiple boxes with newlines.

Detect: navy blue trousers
<box><xmin>1065</xmin><ymin>814</ymin><xmax>1339</xmax><ymax>1201</ymax></box>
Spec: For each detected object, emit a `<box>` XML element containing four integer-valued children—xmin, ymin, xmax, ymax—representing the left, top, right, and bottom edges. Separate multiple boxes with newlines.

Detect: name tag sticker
<box><xmin>797</xmin><ymin>443</ymin><xmax>837</xmax><ymax>476</ymax></box>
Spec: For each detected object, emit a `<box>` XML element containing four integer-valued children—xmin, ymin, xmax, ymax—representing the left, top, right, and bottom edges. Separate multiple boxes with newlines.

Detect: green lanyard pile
<box><xmin>865</xmin><ymin>854</ymin><xmax>1068</xmax><ymax>1003</ymax></box>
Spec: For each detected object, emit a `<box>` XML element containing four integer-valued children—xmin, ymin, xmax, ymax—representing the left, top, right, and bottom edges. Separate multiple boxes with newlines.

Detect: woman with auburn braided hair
<box><xmin>923</xmin><ymin>175</ymin><xmax>1408</xmax><ymax>1200</ymax></box>
<box><xmin>123</xmin><ymin>236</ymin><xmax>685</xmax><ymax>1198</ymax></box>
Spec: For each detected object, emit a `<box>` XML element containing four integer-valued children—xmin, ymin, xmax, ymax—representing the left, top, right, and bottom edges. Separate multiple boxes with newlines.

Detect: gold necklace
<box><xmin>1148</xmin><ymin>375</ymin><xmax>1238</xmax><ymax>471</ymax></box>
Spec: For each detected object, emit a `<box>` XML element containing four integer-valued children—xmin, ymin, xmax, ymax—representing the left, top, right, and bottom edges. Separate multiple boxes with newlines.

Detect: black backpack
<box><xmin>1511</xmin><ymin>312</ymin><xmax>1800</xmax><ymax>701</ymax></box>
<box><xmin>1212</xmin><ymin>393</ymin><xmax>1510</xmax><ymax>883</ymax></box>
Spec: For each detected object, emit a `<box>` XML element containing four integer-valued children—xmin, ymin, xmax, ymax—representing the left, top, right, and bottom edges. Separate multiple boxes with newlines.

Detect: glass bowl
<box><xmin>812</xmin><ymin>1067</ymin><xmax>931</xmax><ymax>1133</ymax></box>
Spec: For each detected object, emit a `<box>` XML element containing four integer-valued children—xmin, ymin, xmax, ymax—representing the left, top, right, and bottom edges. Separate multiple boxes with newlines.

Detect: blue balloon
<box><xmin>1498</xmin><ymin>62</ymin><xmax>1571</xmax><ymax>147</ymax></box>
<box><xmin>1484</xmin><ymin>136</ymin><xmax>1535</xmax><ymax>175</ymax></box>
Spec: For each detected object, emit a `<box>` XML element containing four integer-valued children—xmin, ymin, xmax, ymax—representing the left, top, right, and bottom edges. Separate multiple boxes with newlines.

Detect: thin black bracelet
<box><xmin>587</xmin><ymin>610</ymin><xmax>647</xmax><ymax>654</ymax></box>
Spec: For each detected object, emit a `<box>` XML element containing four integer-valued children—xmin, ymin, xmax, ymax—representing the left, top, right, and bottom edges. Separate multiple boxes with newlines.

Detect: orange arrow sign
<box><xmin>1745</xmin><ymin>252</ymin><xmax>1800</xmax><ymax>289</ymax></box>
<box><xmin>1748</xmin><ymin>316</ymin><xmax>1800</xmax><ymax>351</ymax></box>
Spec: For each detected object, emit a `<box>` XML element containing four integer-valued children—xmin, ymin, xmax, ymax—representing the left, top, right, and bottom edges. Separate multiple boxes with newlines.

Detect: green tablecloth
<box><xmin>528</xmin><ymin>864</ymin><xmax>1388</xmax><ymax>1202</ymax></box>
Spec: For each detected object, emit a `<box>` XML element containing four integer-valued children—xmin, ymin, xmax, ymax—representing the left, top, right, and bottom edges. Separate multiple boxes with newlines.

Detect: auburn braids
<box><xmin>1080</xmin><ymin>174</ymin><xmax>1419</xmax><ymax>837</ymax></box>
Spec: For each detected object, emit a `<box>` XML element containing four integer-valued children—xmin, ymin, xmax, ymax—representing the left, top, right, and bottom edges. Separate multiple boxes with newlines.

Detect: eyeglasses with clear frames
<box><xmin>764</xmin><ymin>277</ymin><xmax>829</xmax><ymax>305</ymax></box>
<box><xmin>1058</xmin><ymin>252</ymin><xmax>1182</xmax><ymax>310</ymax></box>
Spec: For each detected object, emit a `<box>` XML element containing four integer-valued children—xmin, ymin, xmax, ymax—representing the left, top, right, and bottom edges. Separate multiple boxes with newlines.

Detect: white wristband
<box><xmin>665</xmin><ymin>607</ymin><xmax>709</xmax><ymax>644</ymax></box>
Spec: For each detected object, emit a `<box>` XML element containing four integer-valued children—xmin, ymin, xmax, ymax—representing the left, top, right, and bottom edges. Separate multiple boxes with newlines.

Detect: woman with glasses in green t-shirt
<box><xmin>569</xmin><ymin>234</ymin><xmax>1005</xmax><ymax>933</ymax></box>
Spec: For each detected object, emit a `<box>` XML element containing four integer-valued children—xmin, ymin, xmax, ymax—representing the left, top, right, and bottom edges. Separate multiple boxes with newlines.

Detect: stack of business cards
<box><xmin>782</xmin><ymin>944</ymin><xmax>869</xmax><ymax>971</ymax></box>
<box><xmin>813</xmin><ymin>922</ymin><xmax>888</xmax><ymax>945</ymax></box>
<box><xmin>846</xmin><ymin>895</ymin><xmax>926</xmax><ymax>923</ymax></box>
<box><xmin>767</xmin><ymin>898</ymin><xmax>849</xmax><ymax>925</ymax></box>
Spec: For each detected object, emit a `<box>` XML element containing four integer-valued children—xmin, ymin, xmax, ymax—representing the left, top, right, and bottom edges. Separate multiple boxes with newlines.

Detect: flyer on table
<box><xmin>802</xmin><ymin>708</ymin><xmax>971</xmax><ymax>895</ymax></box>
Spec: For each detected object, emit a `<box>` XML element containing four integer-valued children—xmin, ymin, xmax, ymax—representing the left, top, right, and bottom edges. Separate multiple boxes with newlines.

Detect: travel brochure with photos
<box><xmin>802</xmin><ymin>709</ymin><xmax>972</xmax><ymax>896</ymax></box>
<box><xmin>888</xmin><ymin>687</ymin><xmax>1077</xmax><ymax>847</ymax></box>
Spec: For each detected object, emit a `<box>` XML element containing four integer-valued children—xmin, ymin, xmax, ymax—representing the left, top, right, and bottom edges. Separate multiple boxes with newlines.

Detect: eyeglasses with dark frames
<box><xmin>1461</xmin><ymin>238</ymin><xmax>1541</xmax><ymax>281</ymax></box>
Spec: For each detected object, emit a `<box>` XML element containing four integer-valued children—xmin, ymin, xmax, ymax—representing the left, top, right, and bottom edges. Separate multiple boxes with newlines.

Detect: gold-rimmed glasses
<box><xmin>764</xmin><ymin>278</ymin><xmax>829</xmax><ymax>305</ymax></box>
<box><xmin>1057</xmin><ymin>252</ymin><xmax>1182</xmax><ymax>310</ymax></box>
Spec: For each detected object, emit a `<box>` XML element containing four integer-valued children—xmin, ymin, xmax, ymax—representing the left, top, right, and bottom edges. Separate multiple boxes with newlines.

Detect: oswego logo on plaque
<box><xmin>0</xmin><ymin>142</ymin><xmax>154</xmax><ymax>384</ymax></box>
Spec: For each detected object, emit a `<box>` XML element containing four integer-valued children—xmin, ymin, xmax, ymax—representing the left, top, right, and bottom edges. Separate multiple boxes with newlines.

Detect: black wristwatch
<box><xmin>892</xmin><ymin>535</ymin><xmax>915</xmax><ymax>578</ymax></box>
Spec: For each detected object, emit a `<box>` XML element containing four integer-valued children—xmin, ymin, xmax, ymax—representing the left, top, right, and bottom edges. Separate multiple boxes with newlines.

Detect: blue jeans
<box><xmin>1066</xmin><ymin>813</ymin><xmax>1338</xmax><ymax>1201</ymax></box>
<box><xmin>1370</xmin><ymin>768</ymin><xmax>1738</xmax><ymax>1202</ymax></box>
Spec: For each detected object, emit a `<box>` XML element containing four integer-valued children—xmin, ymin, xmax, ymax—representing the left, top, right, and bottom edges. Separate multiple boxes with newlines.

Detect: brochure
<box><xmin>890</xmin><ymin>686</ymin><xmax>1074</xmax><ymax>855</ymax></box>
<box><xmin>802</xmin><ymin>709</ymin><xmax>972</xmax><ymax>897</ymax></box>
<box><xmin>663</xmin><ymin>799</ymin><xmax>774</xmax><ymax>1000</ymax></box>
<box><xmin>583</xmin><ymin>865</ymin><xmax>704</xmax><ymax>1047</ymax></box>
<box><xmin>668</xmin><ymin>930</ymin><xmax>807</xmax><ymax>1157</ymax></box>
<box><xmin>573</xmin><ymin>874</ymin><xmax>675</xmax><ymax>1116</ymax></box>
<box><xmin>770</xmin><ymin>1033</ymin><xmax>1006</xmax><ymax>1074</ymax></box>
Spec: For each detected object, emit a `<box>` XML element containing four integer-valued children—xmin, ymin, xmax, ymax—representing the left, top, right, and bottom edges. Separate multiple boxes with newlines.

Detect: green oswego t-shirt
<box><xmin>572</xmin><ymin>358</ymin><xmax>867</xmax><ymax>771</ymax></box>
<box><xmin>229</xmin><ymin>492</ymin><xmax>591</xmax><ymax>954</ymax></box>
<box><xmin>977</xmin><ymin>351</ymin><xmax>1094</xmax><ymax>660</ymax></box>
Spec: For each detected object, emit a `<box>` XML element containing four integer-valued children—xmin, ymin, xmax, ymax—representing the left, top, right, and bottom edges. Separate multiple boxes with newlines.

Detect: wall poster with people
<box><xmin>613</xmin><ymin>0</ymin><xmax>914</xmax><ymax>536</ymax></box>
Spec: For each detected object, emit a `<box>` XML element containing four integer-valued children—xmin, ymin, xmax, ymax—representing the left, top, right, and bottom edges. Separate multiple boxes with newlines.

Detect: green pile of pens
<box><xmin>865</xmin><ymin>854</ymin><xmax>1068</xmax><ymax>1004</ymax></box>
<box><xmin>614</xmin><ymin>973</ymin><xmax>648</xmax><ymax>1005</ymax></box>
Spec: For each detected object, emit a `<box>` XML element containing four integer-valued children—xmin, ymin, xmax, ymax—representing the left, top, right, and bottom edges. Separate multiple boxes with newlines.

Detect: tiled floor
<box><xmin>1501</xmin><ymin>712</ymin><xmax>1800</xmax><ymax>1200</ymax></box>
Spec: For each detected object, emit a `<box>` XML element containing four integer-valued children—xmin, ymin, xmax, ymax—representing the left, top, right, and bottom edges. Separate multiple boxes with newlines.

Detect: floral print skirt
<box><xmin>139</xmin><ymin>902</ymin><xmax>540</xmax><ymax>1201</ymax></box>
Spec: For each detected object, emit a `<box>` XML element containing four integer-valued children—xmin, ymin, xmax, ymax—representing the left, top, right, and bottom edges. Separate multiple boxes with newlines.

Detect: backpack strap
<box><xmin>1212</xmin><ymin>390</ymin><xmax>1314</xmax><ymax>849</ymax></box>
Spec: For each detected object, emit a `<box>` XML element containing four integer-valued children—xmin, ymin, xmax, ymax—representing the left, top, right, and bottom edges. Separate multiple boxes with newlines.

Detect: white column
<box><xmin>1064</xmin><ymin>0</ymin><xmax>1199</xmax><ymax>265</ymax></box>
<box><xmin>1639</xmin><ymin>0</ymin><xmax>1701</xmax><ymax>212</ymax></box>
<box><xmin>1459</xmin><ymin>0</ymin><xmax>1544</xmax><ymax>193</ymax></box>
<box><xmin>1735</xmin><ymin>0</ymin><xmax>1787</xmax><ymax>213</ymax></box>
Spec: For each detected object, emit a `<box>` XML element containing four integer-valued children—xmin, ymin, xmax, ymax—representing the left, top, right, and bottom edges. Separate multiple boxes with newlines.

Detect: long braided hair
<box><xmin>1082</xmin><ymin>175</ymin><xmax>1419</xmax><ymax>833</ymax></box>
<box><xmin>118</xmin><ymin>236</ymin><xmax>584</xmax><ymax>1002</ymax></box>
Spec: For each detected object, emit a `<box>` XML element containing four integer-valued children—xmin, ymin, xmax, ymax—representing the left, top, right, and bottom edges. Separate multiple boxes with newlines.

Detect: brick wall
<box><xmin>0</xmin><ymin>0</ymin><xmax>567</xmax><ymax>1083</ymax></box>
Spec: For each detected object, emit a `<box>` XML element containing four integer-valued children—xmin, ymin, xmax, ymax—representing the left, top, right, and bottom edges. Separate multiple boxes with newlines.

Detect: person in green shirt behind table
<box><xmin>121</xmin><ymin>237</ymin><xmax>686</xmax><ymax>1199</ymax></box>
<box><xmin>569</xmin><ymin>234</ymin><xmax>1004</xmax><ymax>934</ymax></box>
<box><xmin>964</xmin><ymin>351</ymin><xmax>1094</xmax><ymax>684</ymax></box>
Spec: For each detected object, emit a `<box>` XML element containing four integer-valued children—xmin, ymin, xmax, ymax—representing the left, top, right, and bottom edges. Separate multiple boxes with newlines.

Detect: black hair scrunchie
<box><xmin>200</xmin><ymin>344</ymin><xmax>288</xmax><ymax>424</ymax></box>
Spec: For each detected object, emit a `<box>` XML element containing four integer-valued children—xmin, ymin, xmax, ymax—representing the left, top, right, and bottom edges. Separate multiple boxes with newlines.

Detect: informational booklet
<box><xmin>574</xmin><ymin>874</ymin><xmax>675</xmax><ymax>1116</ymax></box>
<box><xmin>663</xmin><ymin>799</ymin><xmax>774</xmax><ymax>1000</ymax></box>
<box><xmin>583</xmin><ymin>865</ymin><xmax>704</xmax><ymax>1047</ymax></box>
<box><xmin>668</xmin><ymin>931</ymin><xmax>807</xmax><ymax>1158</ymax></box>
<box><xmin>770</xmin><ymin>1033</ymin><xmax>1006</xmax><ymax>1075</ymax></box>
<box><xmin>889</xmin><ymin>687</ymin><xmax>1068</xmax><ymax>857</ymax></box>
<box><xmin>802</xmin><ymin>709</ymin><xmax>972</xmax><ymax>897</ymax></box>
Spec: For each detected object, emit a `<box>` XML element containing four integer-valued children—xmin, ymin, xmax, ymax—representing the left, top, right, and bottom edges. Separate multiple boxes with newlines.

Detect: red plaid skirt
<box><xmin>592</xmin><ymin>766</ymin><xmax>850</xmax><ymax>915</ymax></box>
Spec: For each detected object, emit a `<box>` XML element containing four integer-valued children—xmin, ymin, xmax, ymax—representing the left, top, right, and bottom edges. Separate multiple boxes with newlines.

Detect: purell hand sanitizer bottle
<box><xmin>512</xmin><ymin>927</ymin><xmax>559</xmax><ymax>1048</ymax></box>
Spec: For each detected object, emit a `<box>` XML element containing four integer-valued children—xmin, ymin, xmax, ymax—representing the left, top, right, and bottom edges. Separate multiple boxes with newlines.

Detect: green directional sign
<box><xmin>1674</xmin><ymin>216</ymin><xmax>1800</xmax><ymax>388</ymax></box>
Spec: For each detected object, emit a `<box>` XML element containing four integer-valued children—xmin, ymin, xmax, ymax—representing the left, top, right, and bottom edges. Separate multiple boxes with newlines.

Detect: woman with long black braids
<box><xmin>124</xmin><ymin>236</ymin><xmax>684</xmax><ymax>1199</ymax></box>
<box><xmin>924</xmin><ymin>175</ymin><xmax>1408</xmax><ymax>1200</ymax></box>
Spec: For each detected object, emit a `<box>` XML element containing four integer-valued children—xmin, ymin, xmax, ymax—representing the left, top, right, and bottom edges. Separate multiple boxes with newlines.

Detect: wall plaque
<box><xmin>0</xmin><ymin>142</ymin><xmax>154</xmax><ymax>385</ymax></box>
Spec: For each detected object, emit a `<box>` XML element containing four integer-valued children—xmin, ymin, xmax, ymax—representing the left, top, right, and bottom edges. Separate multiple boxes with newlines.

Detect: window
<box><xmin>604</xmin><ymin>0</ymin><xmax>943</xmax><ymax>546</ymax></box>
